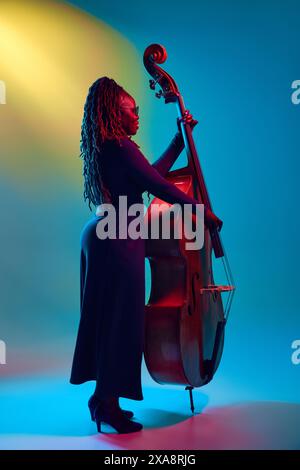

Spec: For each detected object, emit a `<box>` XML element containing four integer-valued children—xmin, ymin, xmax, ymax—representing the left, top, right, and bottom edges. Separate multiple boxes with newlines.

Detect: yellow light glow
<box><xmin>0</xmin><ymin>0</ymin><xmax>144</xmax><ymax>186</ymax></box>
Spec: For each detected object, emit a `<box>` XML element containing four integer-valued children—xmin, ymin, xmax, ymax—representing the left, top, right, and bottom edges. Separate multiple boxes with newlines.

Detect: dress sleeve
<box><xmin>118</xmin><ymin>137</ymin><xmax>199</xmax><ymax>210</ymax></box>
<box><xmin>151</xmin><ymin>132</ymin><xmax>185</xmax><ymax>177</ymax></box>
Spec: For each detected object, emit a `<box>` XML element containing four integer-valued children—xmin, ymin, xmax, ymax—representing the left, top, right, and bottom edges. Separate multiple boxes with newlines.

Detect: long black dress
<box><xmin>70</xmin><ymin>132</ymin><xmax>199</xmax><ymax>400</ymax></box>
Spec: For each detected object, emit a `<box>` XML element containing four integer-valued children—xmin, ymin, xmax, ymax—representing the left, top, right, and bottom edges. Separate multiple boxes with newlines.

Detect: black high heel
<box><xmin>88</xmin><ymin>395</ymin><xmax>134</xmax><ymax>420</ymax></box>
<box><xmin>94</xmin><ymin>402</ymin><xmax>143</xmax><ymax>434</ymax></box>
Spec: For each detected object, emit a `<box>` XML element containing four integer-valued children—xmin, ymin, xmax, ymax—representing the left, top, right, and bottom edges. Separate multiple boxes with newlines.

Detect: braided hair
<box><xmin>80</xmin><ymin>77</ymin><xmax>131</xmax><ymax>210</ymax></box>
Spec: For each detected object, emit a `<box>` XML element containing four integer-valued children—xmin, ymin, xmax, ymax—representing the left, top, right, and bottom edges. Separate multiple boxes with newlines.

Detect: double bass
<box><xmin>143</xmin><ymin>44</ymin><xmax>235</xmax><ymax>412</ymax></box>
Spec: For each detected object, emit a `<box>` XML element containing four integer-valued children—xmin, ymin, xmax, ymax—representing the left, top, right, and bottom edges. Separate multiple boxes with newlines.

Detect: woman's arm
<box><xmin>117</xmin><ymin>137</ymin><xmax>222</xmax><ymax>230</ymax></box>
<box><xmin>151</xmin><ymin>132</ymin><xmax>185</xmax><ymax>177</ymax></box>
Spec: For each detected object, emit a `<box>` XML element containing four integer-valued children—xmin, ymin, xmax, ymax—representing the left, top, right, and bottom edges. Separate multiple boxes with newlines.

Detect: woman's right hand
<box><xmin>204</xmin><ymin>208</ymin><xmax>223</xmax><ymax>232</ymax></box>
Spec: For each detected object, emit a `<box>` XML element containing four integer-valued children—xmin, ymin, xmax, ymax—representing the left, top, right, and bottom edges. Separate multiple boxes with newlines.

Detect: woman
<box><xmin>70</xmin><ymin>77</ymin><xmax>222</xmax><ymax>434</ymax></box>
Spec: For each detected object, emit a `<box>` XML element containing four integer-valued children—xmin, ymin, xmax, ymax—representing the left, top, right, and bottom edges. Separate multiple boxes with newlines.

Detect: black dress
<box><xmin>70</xmin><ymin>132</ymin><xmax>198</xmax><ymax>400</ymax></box>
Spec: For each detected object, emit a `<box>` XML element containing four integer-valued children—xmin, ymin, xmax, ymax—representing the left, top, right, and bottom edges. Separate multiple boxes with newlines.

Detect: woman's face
<box><xmin>119</xmin><ymin>94</ymin><xmax>139</xmax><ymax>136</ymax></box>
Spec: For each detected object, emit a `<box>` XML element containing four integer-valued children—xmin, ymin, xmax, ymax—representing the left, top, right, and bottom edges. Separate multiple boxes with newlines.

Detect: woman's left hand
<box><xmin>177</xmin><ymin>110</ymin><xmax>198</xmax><ymax>133</ymax></box>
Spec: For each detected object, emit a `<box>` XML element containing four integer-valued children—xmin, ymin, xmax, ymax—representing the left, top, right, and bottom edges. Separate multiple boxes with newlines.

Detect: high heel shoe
<box><xmin>94</xmin><ymin>402</ymin><xmax>143</xmax><ymax>434</ymax></box>
<box><xmin>88</xmin><ymin>395</ymin><xmax>134</xmax><ymax>420</ymax></box>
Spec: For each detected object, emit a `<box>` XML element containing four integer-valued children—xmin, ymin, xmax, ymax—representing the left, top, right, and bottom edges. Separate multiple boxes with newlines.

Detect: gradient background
<box><xmin>0</xmin><ymin>0</ymin><xmax>299</xmax><ymax>449</ymax></box>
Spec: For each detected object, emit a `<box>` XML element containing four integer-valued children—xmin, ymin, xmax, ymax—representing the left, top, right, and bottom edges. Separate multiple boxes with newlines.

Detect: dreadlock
<box><xmin>79</xmin><ymin>77</ymin><xmax>131</xmax><ymax>211</ymax></box>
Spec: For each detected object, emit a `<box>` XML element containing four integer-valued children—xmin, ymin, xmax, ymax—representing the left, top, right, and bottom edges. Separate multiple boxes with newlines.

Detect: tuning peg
<box><xmin>149</xmin><ymin>79</ymin><xmax>156</xmax><ymax>90</ymax></box>
<box><xmin>155</xmin><ymin>90</ymin><xmax>163</xmax><ymax>99</ymax></box>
